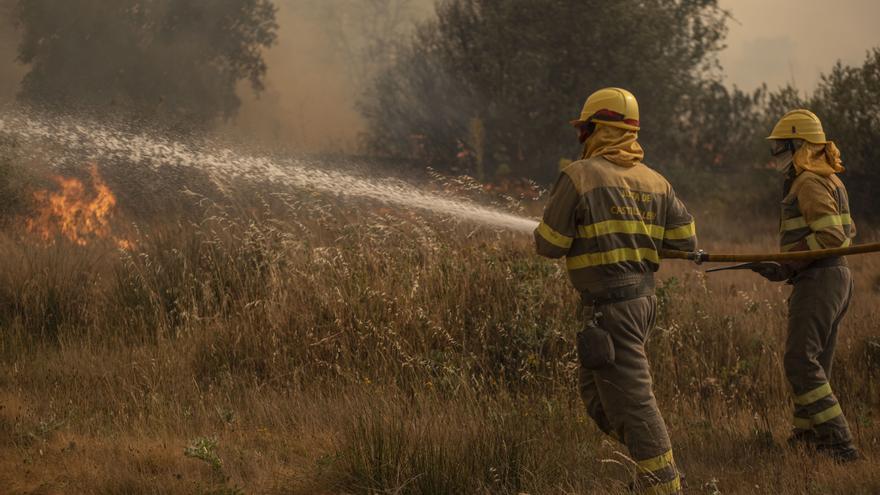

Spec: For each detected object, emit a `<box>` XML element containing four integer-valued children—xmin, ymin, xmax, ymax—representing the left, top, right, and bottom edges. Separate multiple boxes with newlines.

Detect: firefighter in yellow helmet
<box><xmin>535</xmin><ymin>88</ymin><xmax>696</xmax><ymax>494</ymax></box>
<box><xmin>752</xmin><ymin>109</ymin><xmax>860</xmax><ymax>462</ymax></box>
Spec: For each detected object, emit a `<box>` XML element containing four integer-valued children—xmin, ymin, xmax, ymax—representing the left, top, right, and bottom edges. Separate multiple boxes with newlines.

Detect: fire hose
<box><xmin>660</xmin><ymin>242</ymin><xmax>880</xmax><ymax>272</ymax></box>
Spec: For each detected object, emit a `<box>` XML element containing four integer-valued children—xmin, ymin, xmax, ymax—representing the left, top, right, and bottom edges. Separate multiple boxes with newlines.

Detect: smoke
<box><xmin>0</xmin><ymin>0</ymin><xmax>433</xmax><ymax>148</ymax></box>
<box><xmin>719</xmin><ymin>0</ymin><xmax>880</xmax><ymax>91</ymax></box>
<box><xmin>227</xmin><ymin>0</ymin><xmax>434</xmax><ymax>153</ymax></box>
<box><xmin>0</xmin><ymin>1</ymin><xmax>24</xmax><ymax>104</ymax></box>
<box><xmin>2</xmin><ymin>1</ymin><xmax>880</xmax><ymax>150</ymax></box>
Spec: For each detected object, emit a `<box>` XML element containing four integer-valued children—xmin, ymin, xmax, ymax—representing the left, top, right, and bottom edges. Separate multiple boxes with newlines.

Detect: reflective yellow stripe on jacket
<box><xmin>779</xmin><ymin>172</ymin><xmax>854</xmax><ymax>251</ymax></box>
<box><xmin>577</xmin><ymin>220</ymin><xmax>665</xmax><ymax>240</ymax></box>
<box><xmin>782</xmin><ymin>235</ymin><xmax>851</xmax><ymax>253</ymax></box>
<box><xmin>536</xmin><ymin>221</ymin><xmax>573</xmax><ymax>249</ymax></box>
<box><xmin>780</xmin><ymin>216</ymin><xmax>808</xmax><ymax>231</ymax></box>
<box><xmin>781</xmin><ymin>213</ymin><xmax>852</xmax><ymax>234</ymax></box>
<box><xmin>810</xmin><ymin>213</ymin><xmax>852</xmax><ymax>231</ymax></box>
<box><xmin>664</xmin><ymin>221</ymin><xmax>696</xmax><ymax>240</ymax></box>
<box><xmin>566</xmin><ymin>247</ymin><xmax>661</xmax><ymax>270</ymax></box>
<box><xmin>535</xmin><ymin>156</ymin><xmax>696</xmax><ymax>294</ymax></box>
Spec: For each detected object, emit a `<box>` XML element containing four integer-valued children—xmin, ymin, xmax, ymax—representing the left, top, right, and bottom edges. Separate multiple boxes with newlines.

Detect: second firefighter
<box><xmin>752</xmin><ymin>109</ymin><xmax>861</xmax><ymax>462</ymax></box>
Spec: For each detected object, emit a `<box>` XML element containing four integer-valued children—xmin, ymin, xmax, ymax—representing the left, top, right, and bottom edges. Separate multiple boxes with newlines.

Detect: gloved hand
<box><xmin>750</xmin><ymin>261</ymin><xmax>793</xmax><ymax>282</ymax></box>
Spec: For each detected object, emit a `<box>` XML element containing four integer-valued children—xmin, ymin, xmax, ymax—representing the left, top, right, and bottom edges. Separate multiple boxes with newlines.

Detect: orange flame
<box><xmin>26</xmin><ymin>164</ymin><xmax>131</xmax><ymax>249</ymax></box>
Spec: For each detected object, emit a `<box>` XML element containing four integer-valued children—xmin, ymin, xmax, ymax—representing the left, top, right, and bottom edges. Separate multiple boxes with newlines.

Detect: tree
<box><xmin>807</xmin><ymin>49</ymin><xmax>880</xmax><ymax>220</ymax></box>
<box><xmin>14</xmin><ymin>0</ymin><xmax>278</xmax><ymax>131</ymax></box>
<box><xmin>676</xmin><ymin>81</ymin><xmax>767</xmax><ymax>169</ymax></box>
<box><xmin>361</xmin><ymin>0</ymin><xmax>731</xmax><ymax>182</ymax></box>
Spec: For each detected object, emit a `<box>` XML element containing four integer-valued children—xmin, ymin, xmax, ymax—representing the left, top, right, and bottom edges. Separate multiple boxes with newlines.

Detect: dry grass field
<box><xmin>0</xmin><ymin>169</ymin><xmax>879</xmax><ymax>494</ymax></box>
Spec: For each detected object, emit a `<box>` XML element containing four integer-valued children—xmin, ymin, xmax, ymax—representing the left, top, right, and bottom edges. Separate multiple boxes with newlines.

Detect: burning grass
<box><xmin>0</xmin><ymin>167</ymin><xmax>879</xmax><ymax>494</ymax></box>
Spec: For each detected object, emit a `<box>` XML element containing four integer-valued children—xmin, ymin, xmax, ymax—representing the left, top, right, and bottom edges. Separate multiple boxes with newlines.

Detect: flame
<box><xmin>26</xmin><ymin>164</ymin><xmax>131</xmax><ymax>249</ymax></box>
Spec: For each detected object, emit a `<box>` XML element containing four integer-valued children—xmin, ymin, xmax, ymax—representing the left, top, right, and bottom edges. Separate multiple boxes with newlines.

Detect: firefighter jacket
<box><xmin>534</xmin><ymin>155</ymin><xmax>696</xmax><ymax>295</ymax></box>
<box><xmin>780</xmin><ymin>170</ymin><xmax>855</xmax><ymax>252</ymax></box>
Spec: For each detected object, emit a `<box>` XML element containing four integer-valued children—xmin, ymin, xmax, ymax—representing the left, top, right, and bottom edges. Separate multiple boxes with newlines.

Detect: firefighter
<box><xmin>752</xmin><ymin>109</ymin><xmax>860</xmax><ymax>462</ymax></box>
<box><xmin>535</xmin><ymin>87</ymin><xmax>696</xmax><ymax>494</ymax></box>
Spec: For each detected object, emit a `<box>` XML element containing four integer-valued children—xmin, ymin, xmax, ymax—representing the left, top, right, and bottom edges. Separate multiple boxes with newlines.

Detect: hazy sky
<box><xmin>718</xmin><ymin>0</ymin><xmax>880</xmax><ymax>91</ymax></box>
<box><xmin>2</xmin><ymin>1</ymin><xmax>879</xmax><ymax>151</ymax></box>
<box><xmin>227</xmin><ymin>0</ymin><xmax>434</xmax><ymax>152</ymax></box>
<box><xmin>235</xmin><ymin>0</ymin><xmax>880</xmax><ymax>150</ymax></box>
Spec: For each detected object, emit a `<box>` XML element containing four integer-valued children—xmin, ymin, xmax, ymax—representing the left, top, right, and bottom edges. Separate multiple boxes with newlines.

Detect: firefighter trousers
<box><xmin>785</xmin><ymin>266</ymin><xmax>855</xmax><ymax>447</ymax></box>
<box><xmin>578</xmin><ymin>296</ymin><xmax>681</xmax><ymax>495</ymax></box>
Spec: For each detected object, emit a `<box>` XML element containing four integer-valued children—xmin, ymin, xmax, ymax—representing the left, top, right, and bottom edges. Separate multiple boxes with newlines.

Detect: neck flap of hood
<box><xmin>794</xmin><ymin>141</ymin><xmax>845</xmax><ymax>176</ymax></box>
<box><xmin>580</xmin><ymin>124</ymin><xmax>644</xmax><ymax>167</ymax></box>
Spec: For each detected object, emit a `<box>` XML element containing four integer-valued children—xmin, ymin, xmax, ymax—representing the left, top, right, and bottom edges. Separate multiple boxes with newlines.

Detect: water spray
<box><xmin>5</xmin><ymin>108</ymin><xmax>879</xmax><ymax>268</ymax></box>
<box><xmin>0</xmin><ymin>108</ymin><xmax>539</xmax><ymax>234</ymax></box>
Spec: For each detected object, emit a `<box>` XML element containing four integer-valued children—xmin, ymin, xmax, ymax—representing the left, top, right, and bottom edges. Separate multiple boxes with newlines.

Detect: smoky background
<box><xmin>0</xmin><ymin>3</ymin><xmax>878</xmax><ymax>493</ymax></box>
<box><xmin>0</xmin><ymin>0</ymin><xmax>878</xmax><ymax>227</ymax></box>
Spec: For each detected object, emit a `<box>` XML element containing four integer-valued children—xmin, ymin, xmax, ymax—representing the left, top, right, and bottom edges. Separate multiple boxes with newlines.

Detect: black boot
<box><xmin>816</xmin><ymin>443</ymin><xmax>863</xmax><ymax>463</ymax></box>
<box><xmin>786</xmin><ymin>428</ymin><xmax>817</xmax><ymax>449</ymax></box>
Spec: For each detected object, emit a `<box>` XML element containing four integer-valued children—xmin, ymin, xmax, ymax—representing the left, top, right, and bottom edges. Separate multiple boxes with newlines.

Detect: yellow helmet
<box><xmin>570</xmin><ymin>87</ymin><xmax>640</xmax><ymax>131</ymax></box>
<box><xmin>767</xmin><ymin>109</ymin><xmax>827</xmax><ymax>144</ymax></box>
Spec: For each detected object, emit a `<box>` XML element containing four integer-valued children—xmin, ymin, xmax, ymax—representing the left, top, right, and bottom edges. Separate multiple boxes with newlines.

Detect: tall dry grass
<box><xmin>0</xmin><ymin>176</ymin><xmax>879</xmax><ymax>494</ymax></box>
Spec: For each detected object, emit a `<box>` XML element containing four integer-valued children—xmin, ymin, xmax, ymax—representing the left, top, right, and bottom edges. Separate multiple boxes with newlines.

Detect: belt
<box><xmin>581</xmin><ymin>275</ymin><xmax>655</xmax><ymax>307</ymax></box>
<box><xmin>797</xmin><ymin>256</ymin><xmax>846</xmax><ymax>276</ymax></box>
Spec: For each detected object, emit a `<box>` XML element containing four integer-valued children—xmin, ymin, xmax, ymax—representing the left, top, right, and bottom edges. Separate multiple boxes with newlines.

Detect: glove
<box><xmin>750</xmin><ymin>261</ymin><xmax>793</xmax><ymax>282</ymax></box>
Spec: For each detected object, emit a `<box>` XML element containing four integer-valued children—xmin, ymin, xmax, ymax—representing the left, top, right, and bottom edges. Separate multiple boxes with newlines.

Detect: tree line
<box><xmin>4</xmin><ymin>0</ymin><xmax>879</xmax><ymax>217</ymax></box>
<box><xmin>9</xmin><ymin>0</ymin><xmax>278</xmax><ymax>132</ymax></box>
<box><xmin>360</xmin><ymin>0</ymin><xmax>879</xmax><ymax>218</ymax></box>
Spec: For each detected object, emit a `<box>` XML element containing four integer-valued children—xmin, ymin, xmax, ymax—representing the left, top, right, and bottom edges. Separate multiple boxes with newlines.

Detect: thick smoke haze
<box><xmin>718</xmin><ymin>0</ymin><xmax>880</xmax><ymax>91</ymax></box>
<box><xmin>1</xmin><ymin>1</ymin><xmax>879</xmax><ymax>152</ymax></box>
<box><xmin>0</xmin><ymin>1</ymin><xmax>24</xmax><ymax>103</ymax></box>
<box><xmin>231</xmin><ymin>0</ymin><xmax>880</xmax><ymax>153</ymax></box>
<box><xmin>227</xmin><ymin>0</ymin><xmax>433</xmax><ymax>153</ymax></box>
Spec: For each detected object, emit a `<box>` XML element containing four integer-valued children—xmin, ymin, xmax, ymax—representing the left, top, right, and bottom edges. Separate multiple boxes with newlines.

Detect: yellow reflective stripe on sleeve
<box><xmin>577</xmin><ymin>220</ymin><xmax>664</xmax><ymax>240</ymax></box>
<box><xmin>809</xmin><ymin>213</ymin><xmax>852</xmax><ymax>231</ymax></box>
<box><xmin>782</xmin><ymin>237</ymin><xmax>848</xmax><ymax>252</ymax></box>
<box><xmin>566</xmin><ymin>247</ymin><xmax>660</xmax><ymax>270</ymax></box>
<box><xmin>644</xmin><ymin>476</ymin><xmax>682</xmax><ymax>495</ymax></box>
<box><xmin>794</xmin><ymin>383</ymin><xmax>832</xmax><ymax>406</ymax></box>
<box><xmin>793</xmin><ymin>416</ymin><xmax>812</xmax><ymax>429</ymax></box>
<box><xmin>664</xmin><ymin>222</ymin><xmax>696</xmax><ymax>240</ymax></box>
<box><xmin>636</xmin><ymin>450</ymin><xmax>673</xmax><ymax>473</ymax></box>
<box><xmin>812</xmin><ymin>403</ymin><xmax>843</xmax><ymax>426</ymax></box>
<box><xmin>536</xmin><ymin>221</ymin><xmax>573</xmax><ymax>249</ymax></box>
<box><xmin>782</xmin><ymin>216</ymin><xmax>808</xmax><ymax>231</ymax></box>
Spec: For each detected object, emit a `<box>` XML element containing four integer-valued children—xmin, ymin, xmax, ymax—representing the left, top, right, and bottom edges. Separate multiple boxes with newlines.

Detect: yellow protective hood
<box><xmin>794</xmin><ymin>141</ymin><xmax>845</xmax><ymax>177</ymax></box>
<box><xmin>580</xmin><ymin>124</ymin><xmax>644</xmax><ymax>167</ymax></box>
